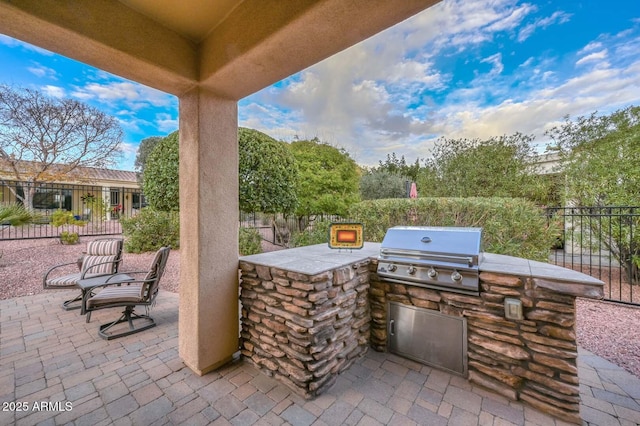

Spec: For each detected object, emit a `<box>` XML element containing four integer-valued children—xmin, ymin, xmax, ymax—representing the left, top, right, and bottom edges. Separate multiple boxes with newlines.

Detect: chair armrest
<box><xmin>79</xmin><ymin>273</ymin><xmax>157</xmax><ymax>292</ymax></box>
<box><xmin>43</xmin><ymin>261</ymin><xmax>83</xmax><ymax>286</ymax></box>
<box><xmin>115</xmin><ymin>270</ymin><xmax>149</xmax><ymax>276</ymax></box>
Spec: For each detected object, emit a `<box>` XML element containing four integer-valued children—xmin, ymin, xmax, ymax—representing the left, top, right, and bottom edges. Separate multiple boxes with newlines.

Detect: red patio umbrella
<box><xmin>409</xmin><ymin>182</ymin><xmax>418</xmax><ymax>199</ymax></box>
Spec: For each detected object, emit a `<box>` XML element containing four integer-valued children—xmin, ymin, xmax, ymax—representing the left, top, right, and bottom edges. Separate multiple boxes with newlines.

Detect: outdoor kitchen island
<box><xmin>239</xmin><ymin>242</ymin><xmax>603</xmax><ymax>424</ymax></box>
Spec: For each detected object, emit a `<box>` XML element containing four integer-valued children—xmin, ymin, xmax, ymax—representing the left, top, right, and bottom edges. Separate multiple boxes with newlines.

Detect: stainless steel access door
<box><xmin>387</xmin><ymin>302</ymin><xmax>467</xmax><ymax>376</ymax></box>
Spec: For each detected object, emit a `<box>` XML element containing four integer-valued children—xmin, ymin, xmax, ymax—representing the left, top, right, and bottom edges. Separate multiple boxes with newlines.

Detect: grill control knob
<box><xmin>407</xmin><ymin>266</ymin><xmax>417</xmax><ymax>275</ymax></box>
<box><xmin>427</xmin><ymin>267</ymin><xmax>438</xmax><ymax>279</ymax></box>
<box><xmin>451</xmin><ymin>270</ymin><xmax>463</xmax><ymax>282</ymax></box>
<box><xmin>387</xmin><ymin>264</ymin><xmax>397</xmax><ymax>272</ymax></box>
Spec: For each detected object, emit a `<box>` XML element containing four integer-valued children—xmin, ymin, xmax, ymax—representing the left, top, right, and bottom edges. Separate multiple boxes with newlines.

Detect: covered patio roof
<box><xmin>0</xmin><ymin>0</ymin><xmax>442</xmax><ymax>374</ymax></box>
<box><xmin>0</xmin><ymin>0</ymin><xmax>440</xmax><ymax>98</ymax></box>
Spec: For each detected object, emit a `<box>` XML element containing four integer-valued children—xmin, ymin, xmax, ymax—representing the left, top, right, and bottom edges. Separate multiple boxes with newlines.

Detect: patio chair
<box><xmin>43</xmin><ymin>238</ymin><xmax>124</xmax><ymax>310</ymax></box>
<box><xmin>82</xmin><ymin>246</ymin><xmax>170</xmax><ymax>340</ymax></box>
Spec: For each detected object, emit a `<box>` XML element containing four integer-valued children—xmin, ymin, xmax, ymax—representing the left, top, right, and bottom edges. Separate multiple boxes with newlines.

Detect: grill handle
<box><xmin>380</xmin><ymin>249</ymin><xmax>476</xmax><ymax>267</ymax></box>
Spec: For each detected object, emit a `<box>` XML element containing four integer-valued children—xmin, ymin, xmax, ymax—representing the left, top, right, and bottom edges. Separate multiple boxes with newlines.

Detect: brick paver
<box><xmin>1</xmin><ymin>291</ymin><xmax>640</xmax><ymax>425</ymax></box>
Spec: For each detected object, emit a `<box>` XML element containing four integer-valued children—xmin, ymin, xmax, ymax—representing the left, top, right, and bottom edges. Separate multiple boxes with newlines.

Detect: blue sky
<box><xmin>1</xmin><ymin>0</ymin><xmax>639</xmax><ymax>171</ymax></box>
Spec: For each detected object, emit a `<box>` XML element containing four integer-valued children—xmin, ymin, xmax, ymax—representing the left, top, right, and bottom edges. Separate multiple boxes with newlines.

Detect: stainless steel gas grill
<box><xmin>377</xmin><ymin>226</ymin><xmax>483</xmax><ymax>296</ymax></box>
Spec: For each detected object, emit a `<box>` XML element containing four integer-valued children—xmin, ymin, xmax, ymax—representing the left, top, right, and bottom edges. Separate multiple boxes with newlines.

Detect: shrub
<box><xmin>59</xmin><ymin>231</ymin><xmax>80</xmax><ymax>245</ymax></box>
<box><xmin>290</xmin><ymin>220</ymin><xmax>332</xmax><ymax>247</ymax></box>
<box><xmin>51</xmin><ymin>209</ymin><xmax>85</xmax><ymax>227</ymax></box>
<box><xmin>0</xmin><ymin>202</ymin><xmax>40</xmax><ymax>225</ymax></box>
<box><xmin>348</xmin><ymin>197</ymin><xmax>558</xmax><ymax>261</ymax></box>
<box><xmin>51</xmin><ymin>209</ymin><xmax>85</xmax><ymax>244</ymax></box>
<box><xmin>239</xmin><ymin>227</ymin><xmax>263</xmax><ymax>256</ymax></box>
<box><xmin>120</xmin><ymin>208</ymin><xmax>180</xmax><ymax>253</ymax></box>
<box><xmin>360</xmin><ymin>170</ymin><xmax>409</xmax><ymax>200</ymax></box>
<box><xmin>81</xmin><ymin>193</ymin><xmax>108</xmax><ymax>221</ymax></box>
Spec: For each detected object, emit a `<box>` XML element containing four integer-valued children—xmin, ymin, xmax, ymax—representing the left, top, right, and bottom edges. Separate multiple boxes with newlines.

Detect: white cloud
<box><xmin>155</xmin><ymin>113</ymin><xmax>177</xmax><ymax>133</ymax></box>
<box><xmin>116</xmin><ymin>142</ymin><xmax>138</xmax><ymax>171</ymax></box>
<box><xmin>480</xmin><ymin>53</ymin><xmax>504</xmax><ymax>76</ymax></box>
<box><xmin>239</xmin><ymin>0</ymin><xmax>640</xmax><ymax>167</ymax></box>
<box><xmin>576</xmin><ymin>50</ymin><xmax>608</xmax><ymax>66</ymax></box>
<box><xmin>433</xmin><ymin>57</ymin><xmax>640</xmax><ymax>148</ymax></box>
<box><xmin>27</xmin><ymin>63</ymin><xmax>57</xmax><ymax>79</ymax></box>
<box><xmin>119</xmin><ymin>141</ymin><xmax>138</xmax><ymax>156</ymax></box>
<box><xmin>402</xmin><ymin>0</ymin><xmax>537</xmax><ymax>53</ymax></box>
<box><xmin>517</xmin><ymin>10</ymin><xmax>572</xmax><ymax>42</ymax></box>
<box><xmin>69</xmin><ymin>81</ymin><xmax>176</xmax><ymax>112</ymax></box>
<box><xmin>41</xmin><ymin>85</ymin><xmax>65</xmax><ymax>98</ymax></box>
<box><xmin>112</xmin><ymin>109</ymin><xmax>151</xmax><ymax>134</ymax></box>
<box><xmin>580</xmin><ymin>41</ymin><xmax>604</xmax><ymax>53</ymax></box>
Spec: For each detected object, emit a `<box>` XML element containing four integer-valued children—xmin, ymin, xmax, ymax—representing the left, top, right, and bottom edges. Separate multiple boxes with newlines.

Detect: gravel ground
<box><xmin>0</xmin><ymin>236</ymin><xmax>181</xmax><ymax>299</ymax></box>
<box><xmin>1</xmin><ymin>236</ymin><xmax>639</xmax><ymax>379</ymax></box>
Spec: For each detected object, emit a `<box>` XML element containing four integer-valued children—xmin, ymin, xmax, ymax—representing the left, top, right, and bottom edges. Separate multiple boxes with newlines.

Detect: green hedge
<box><xmin>348</xmin><ymin>197</ymin><xmax>558</xmax><ymax>261</ymax></box>
<box><xmin>290</xmin><ymin>220</ymin><xmax>332</xmax><ymax>248</ymax></box>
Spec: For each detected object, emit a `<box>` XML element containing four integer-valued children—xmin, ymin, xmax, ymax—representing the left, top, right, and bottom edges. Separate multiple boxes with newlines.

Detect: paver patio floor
<box><xmin>1</xmin><ymin>291</ymin><xmax>639</xmax><ymax>425</ymax></box>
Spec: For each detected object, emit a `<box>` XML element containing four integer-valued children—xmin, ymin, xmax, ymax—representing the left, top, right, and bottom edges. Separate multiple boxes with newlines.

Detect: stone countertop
<box><xmin>481</xmin><ymin>252</ymin><xmax>604</xmax><ymax>299</ymax></box>
<box><xmin>240</xmin><ymin>243</ymin><xmax>604</xmax><ymax>297</ymax></box>
<box><xmin>240</xmin><ymin>242</ymin><xmax>382</xmax><ymax>275</ymax></box>
<box><xmin>480</xmin><ymin>252</ymin><xmax>604</xmax><ymax>286</ymax></box>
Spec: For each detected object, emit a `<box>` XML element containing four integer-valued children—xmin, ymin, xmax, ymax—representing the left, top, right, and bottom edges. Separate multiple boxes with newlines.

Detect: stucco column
<box><xmin>178</xmin><ymin>88</ymin><xmax>239</xmax><ymax>375</ymax></box>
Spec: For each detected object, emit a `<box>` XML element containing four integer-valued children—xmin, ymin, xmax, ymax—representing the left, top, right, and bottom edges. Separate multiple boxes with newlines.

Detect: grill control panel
<box><xmin>377</xmin><ymin>262</ymin><xmax>479</xmax><ymax>296</ymax></box>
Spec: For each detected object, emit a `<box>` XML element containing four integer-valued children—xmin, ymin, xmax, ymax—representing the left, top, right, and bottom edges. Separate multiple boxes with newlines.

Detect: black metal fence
<box><xmin>5</xmin><ymin>190</ymin><xmax>640</xmax><ymax>305</ymax></box>
<box><xmin>547</xmin><ymin>206</ymin><xmax>640</xmax><ymax>305</ymax></box>
<box><xmin>240</xmin><ymin>212</ymin><xmax>341</xmax><ymax>247</ymax></box>
<box><xmin>1</xmin><ymin>181</ymin><xmax>145</xmax><ymax>240</ymax></box>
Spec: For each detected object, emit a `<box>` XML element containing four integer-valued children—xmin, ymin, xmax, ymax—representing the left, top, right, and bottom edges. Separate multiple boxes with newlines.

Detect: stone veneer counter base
<box><xmin>239</xmin><ymin>243</ymin><xmax>603</xmax><ymax>424</ymax></box>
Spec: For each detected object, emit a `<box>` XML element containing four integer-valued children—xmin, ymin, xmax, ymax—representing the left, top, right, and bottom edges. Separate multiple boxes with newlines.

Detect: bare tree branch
<box><xmin>0</xmin><ymin>85</ymin><xmax>124</xmax><ymax>209</ymax></box>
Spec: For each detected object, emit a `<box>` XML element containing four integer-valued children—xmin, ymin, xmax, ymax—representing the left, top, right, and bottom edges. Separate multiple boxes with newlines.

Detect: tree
<box><xmin>134</xmin><ymin>136</ymin><xmax>163</xmax><ymax>181</ymax></box>
<box><xmin>546</xmin><ymin>106</ymin><xmax>640</xmax><ymax>206</ymax></box>
<box><xmin>546</xmin><ymin>106</ymin><xmax>640</xmax><ymax>284</ymax></box>
<box><xmin>141</xmin><ymin>128</ymin><xmax>301</xmax><ymax>215</ymax></box>
<box><xmin>142</xmin><ymin>131</ymin><xmax>179</xmax><ymax>211</ymax></box>
<box><xmin>290</xmin><ymin>139</ymin><xmax>360</xmax><ymax>216</ymax></box>
<box><xmin>0</xmin><ymin>85</ymin><xmax>123</xmax><ymax>209</ymax></box>
<box><xmin>419</xmin><ymin>133</ymin><xmax>553</xmax><ymax>204</ymax></box>
<box><xmin>239</xmin><ymin>128</ymin><xmax>298</xmax><ymax>213</ymax></box>
<box><xmin>377</xmin><ymin>152</ymin><xmax>421</xmax><ymax>181</ymax></box>
<box><xmin>360</xmin><ymin>170</ymin><xmax>409</xmax><ymax>200</ymax></box>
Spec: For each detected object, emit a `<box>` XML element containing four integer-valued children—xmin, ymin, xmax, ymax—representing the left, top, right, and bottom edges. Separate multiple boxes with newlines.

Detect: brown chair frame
<box><xmin>81</xmin><ymin>247</ymin><xmax>170</xmax><ymax>340</ymax></box>
<box><xmin>43</xmin><ymin>238</ymin><xmax>124</xmax><ymax>310</ymax></box>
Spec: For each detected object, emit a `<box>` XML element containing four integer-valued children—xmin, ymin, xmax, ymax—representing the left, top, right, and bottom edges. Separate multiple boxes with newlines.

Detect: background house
<box><xmin>0</xmin><ymin>161</ymin><xmax>144</xmax><ymax>219</ymax></box>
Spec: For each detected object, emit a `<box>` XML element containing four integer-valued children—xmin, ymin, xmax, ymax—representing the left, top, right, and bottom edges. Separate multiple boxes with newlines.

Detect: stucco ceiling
<box><xmin>0</xmin><ymin>0</ymin><xmax>439</xmax><ymax>97</ymax></box>
<box><xmin>118</xmin><ymin>0</ymin><xmax>245</xmax><ymax>42</ymax></box>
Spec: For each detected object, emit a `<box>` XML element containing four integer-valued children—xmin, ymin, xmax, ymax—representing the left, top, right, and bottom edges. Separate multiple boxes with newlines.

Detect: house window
<box><xmin>110</xmin><ymin>188</ymin><xmax>120</xmax><ymax>207</ymax></box>
<box><xmin>131</xmin><ymin>192</ymin><xmax>146</xmax><ymax>209</ymax></box>
<box><xmin>33</xmin><ymin>188</ymin><xmax>72</xmax><ymax>210</ymax></box>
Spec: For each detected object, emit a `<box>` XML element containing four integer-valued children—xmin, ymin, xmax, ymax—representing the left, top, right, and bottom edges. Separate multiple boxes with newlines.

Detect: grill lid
<box><xmin>379</xmin><ymin>226</ymin><xmax>482</xmax><ymax>267</ymax></box>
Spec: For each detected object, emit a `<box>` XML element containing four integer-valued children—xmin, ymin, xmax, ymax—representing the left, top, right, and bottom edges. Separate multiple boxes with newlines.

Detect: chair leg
<box><xmin>62</xmin><ymin>292</ymin><xmax>83</xmax><ymax>310</ymax></box>
<box><xmin>97</xmin><ymin>306</ymin><xmax>156</xmax><ymax>340</ymax></box>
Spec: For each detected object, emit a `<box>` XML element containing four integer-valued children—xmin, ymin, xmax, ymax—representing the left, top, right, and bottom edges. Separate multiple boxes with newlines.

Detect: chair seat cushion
<box><xmin>87</xmin><ymin>285</ymin><xmax>144</xmax><ymax>308</ymax></box>
<box><xmin>46</xmin><ymin>272</ymin><xmax>82</xmax><ymax>288</ymax></box>
<box><xmin>46</xmin><ymin>271</ymin><xmax>114</xmax><ymax>289</ymax></box>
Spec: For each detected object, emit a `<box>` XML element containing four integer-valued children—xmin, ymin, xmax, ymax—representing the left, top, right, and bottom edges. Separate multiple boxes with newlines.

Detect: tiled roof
<box><xmin>0</xmin><ymin>159</ymin><xmax>138</xmax><ymax>184</ymax></box>
<box><xmin>84</xmin><ymin>167</ymin><xmax>138</xmax><ymax>183</ymax></box>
